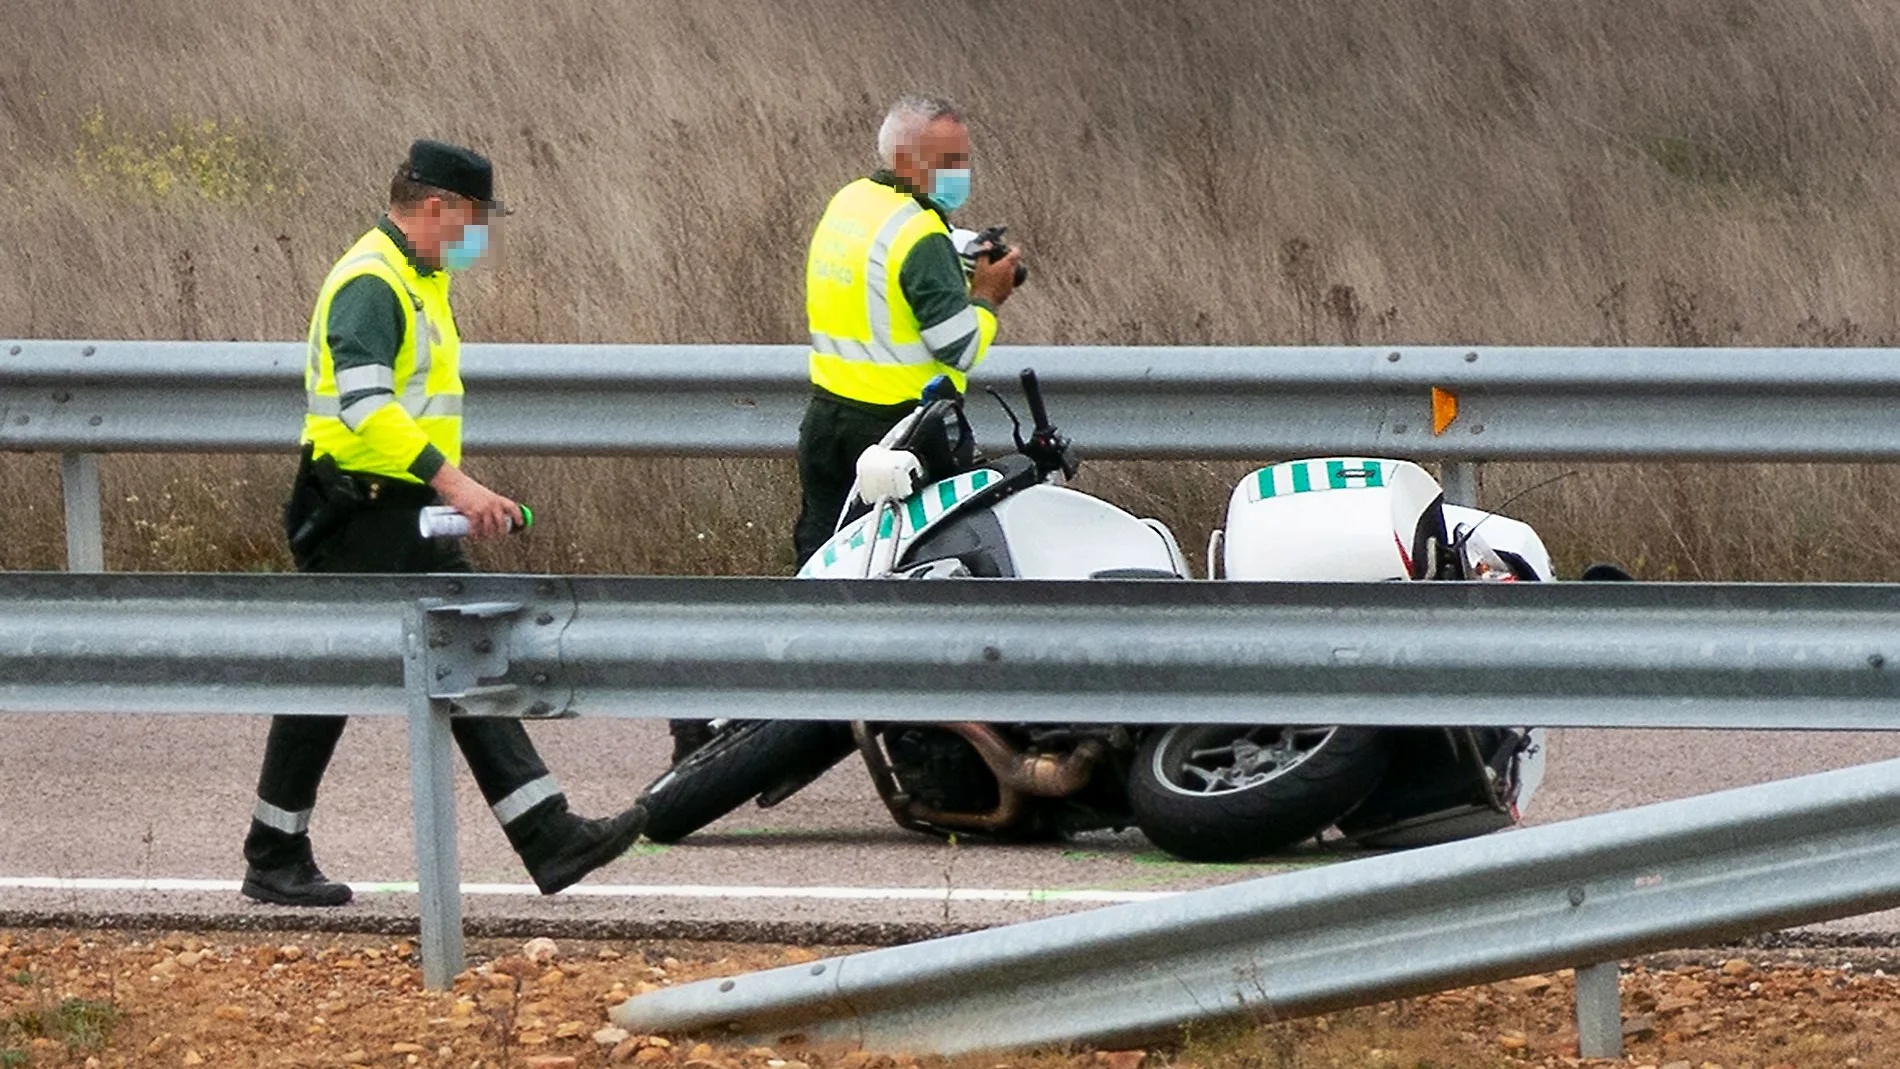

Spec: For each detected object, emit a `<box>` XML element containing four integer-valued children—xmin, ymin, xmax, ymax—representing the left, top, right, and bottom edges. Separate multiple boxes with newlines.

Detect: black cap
<box><xmin>403</xmin><ymin>138</ymin><xmax>511</xmax><ymax>215</ymax></box>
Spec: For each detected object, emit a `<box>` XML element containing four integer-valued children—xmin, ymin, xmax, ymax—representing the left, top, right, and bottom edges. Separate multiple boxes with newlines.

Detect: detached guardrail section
<box><xmin>611</xmin><ymin>756</ymin><xmax>1900</xmax><ymax>1054</ymax></box>
<box><xmin>11</xmin><ymin>340</ymin><xmax>1900</xmax><ymax>569</ymax></box>
<box><xmin>9</xmin><ymin>573</ymin><xmax>1900</xmax><ymax>1056</ymax></box>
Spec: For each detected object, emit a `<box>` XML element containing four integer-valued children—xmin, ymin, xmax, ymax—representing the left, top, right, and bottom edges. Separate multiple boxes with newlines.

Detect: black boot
<box><xmin>506</xmin><ymin>798</ymin><xmax>648</xmax><ymax>895</ymax></box>
<box><xmin>242</xmin><ymin>856</ymin><xmax>353</xmax><ymax>907</ymax></box>
<box><xmin>242</xmin><ymin>816</ymin><xmax>353</xmax><ymax>908</ymax></box>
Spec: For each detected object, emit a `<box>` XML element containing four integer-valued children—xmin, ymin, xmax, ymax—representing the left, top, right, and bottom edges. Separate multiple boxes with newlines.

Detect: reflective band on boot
<box><xmin>492</xmin><ymin>775</ymin><xmax>562</xmax><ymax>826</ymax></box>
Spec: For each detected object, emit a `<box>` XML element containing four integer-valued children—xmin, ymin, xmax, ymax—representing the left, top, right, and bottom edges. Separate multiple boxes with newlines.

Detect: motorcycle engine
<box><xmin>885</xmin><ymin>727</ymin><xmax>1000</xmax><ymax>814</ymax></box>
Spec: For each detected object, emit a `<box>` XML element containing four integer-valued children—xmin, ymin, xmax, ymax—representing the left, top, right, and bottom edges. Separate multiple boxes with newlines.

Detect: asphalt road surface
<box><xmin>4</xmin><ymin>715</ymin><xmax>1899</xmax><ymax>944</ymax></box>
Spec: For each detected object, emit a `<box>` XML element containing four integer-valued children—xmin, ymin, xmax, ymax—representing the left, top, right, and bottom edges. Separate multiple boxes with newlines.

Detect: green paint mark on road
<box><xmin>1129</xmin><ymin>850</ymin><xmax>1328</xmax><ymax>875</ymax></box>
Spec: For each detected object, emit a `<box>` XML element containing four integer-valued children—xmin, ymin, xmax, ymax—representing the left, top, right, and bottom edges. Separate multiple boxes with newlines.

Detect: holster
<box><xmin>283</xmin><ymin>445</ymin><xmax>366</xmax><ymax>567</ymax></box>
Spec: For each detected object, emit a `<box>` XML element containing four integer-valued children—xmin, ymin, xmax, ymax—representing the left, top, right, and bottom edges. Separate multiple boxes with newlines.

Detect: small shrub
<box><xmin>1641</xmin><ymin>134</ymin><xmax>1734</xmax><ymax>186</ymax></box>
<box><xmin>2</xmin><ymin>996</ymin><xmax>121</xmax><ymax>1056</ymax></box>
<box><xmin>74</xmin><ymin>108</ymin><xmax>296</xmax><ymax>203</ymax></box>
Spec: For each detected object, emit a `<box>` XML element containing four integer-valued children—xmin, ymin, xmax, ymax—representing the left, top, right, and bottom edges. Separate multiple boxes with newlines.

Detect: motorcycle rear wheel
<box><xmin>639</xmin><ymin>719</ymin><xmax>856</xmax><ymax>843</ymax></box>
<box><xmin>1127</xmin><ymin>724</ymin><xmax>1390</xmax><ymax>862</ymax></box>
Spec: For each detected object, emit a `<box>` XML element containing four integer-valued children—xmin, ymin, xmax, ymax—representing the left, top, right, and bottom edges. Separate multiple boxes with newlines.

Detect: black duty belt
<box><xmin>336</xmin><ymin>469</ymin><xmax>437</xmax><ymax>509</ymax></box>
<box><xmin>809</xmin><ymin>385</ymin><xmax>918</xmax><ymax>420</ymax></box>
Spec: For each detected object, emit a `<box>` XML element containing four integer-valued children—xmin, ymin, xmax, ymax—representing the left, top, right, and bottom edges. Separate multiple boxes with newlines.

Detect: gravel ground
<box><xmin>5</xmin><ymin>928</ymin><xmax>1900</xmax><ymax>1068</ymax></box>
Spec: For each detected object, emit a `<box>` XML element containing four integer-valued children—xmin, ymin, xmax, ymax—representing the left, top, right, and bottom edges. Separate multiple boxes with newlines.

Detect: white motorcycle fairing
<box><xmin>988</xmin><ymin>486</ymin><xmax>1189</xmax><ymax>579</ymax></box>
<box><xmin>798</xmin><ymin>465</ymin><xmax>1189</xmax><ymax>581</ymax></box>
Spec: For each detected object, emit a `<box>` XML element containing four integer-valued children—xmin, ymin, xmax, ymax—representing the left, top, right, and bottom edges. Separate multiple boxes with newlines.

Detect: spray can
<box><xmin>418</xmin><ymin>504</ymin><xmax>535</xmax><ymax>539</ymax></box>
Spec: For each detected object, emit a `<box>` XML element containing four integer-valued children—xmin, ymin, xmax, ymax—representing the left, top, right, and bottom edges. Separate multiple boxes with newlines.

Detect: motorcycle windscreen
<box><xmin>1441</xmin><ymin>504</ymin><xmax>1557</xmax><ymax>581</ymax></box>
<box><xmin>1221</xmin><ymin>458</ymin><xmax>1445</xmax><ymax>581</ymax></box>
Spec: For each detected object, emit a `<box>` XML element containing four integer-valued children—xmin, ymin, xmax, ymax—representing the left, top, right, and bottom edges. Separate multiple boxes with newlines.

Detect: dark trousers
<box><xmin>244</xmin><ymin>470</ymin><xmax>554</xmax><ymax>869</ymax></box>
<box><xmin>791</xmin><ymin>391</ymin><xmax>915</xmax><ymax>566</ymax></box>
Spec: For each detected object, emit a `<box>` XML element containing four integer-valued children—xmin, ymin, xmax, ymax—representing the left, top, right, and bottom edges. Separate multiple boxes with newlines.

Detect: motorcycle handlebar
<box><xmin>1020</xmin><ymin>368</ymin><xmax>1054</xmax><ymax>434</ymax></box>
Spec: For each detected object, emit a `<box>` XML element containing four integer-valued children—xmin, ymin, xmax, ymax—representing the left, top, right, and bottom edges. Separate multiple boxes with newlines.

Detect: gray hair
<box><xmin>876</xmin><ymin>94</ymin><xmax>964</xmax><ymax>168</ymax></box>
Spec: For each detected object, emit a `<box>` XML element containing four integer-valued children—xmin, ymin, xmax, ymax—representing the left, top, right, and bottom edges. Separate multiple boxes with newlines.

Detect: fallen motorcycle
<box><xmin>638</xmin><ymin>371</ymin><xmax>1585</xmax><ymax>861</ymax></box>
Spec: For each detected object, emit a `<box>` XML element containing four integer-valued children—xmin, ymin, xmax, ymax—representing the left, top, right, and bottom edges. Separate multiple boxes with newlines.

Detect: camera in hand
<box><xmin>953</xmin><ymin>224</ymin><xmax>1029</xmax><ymax>288</ymax></box>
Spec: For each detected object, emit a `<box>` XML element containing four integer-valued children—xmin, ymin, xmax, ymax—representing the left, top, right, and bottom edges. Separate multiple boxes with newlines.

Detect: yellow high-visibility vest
<box><xmin>806</xmin><ymin>178</ymin><xmax>993</xmax><ymax>406</ymax></box>
<box><xmin>300</xmin><ymin>227</ymin><xmax>464</xmax><ymax>481</ymax></box>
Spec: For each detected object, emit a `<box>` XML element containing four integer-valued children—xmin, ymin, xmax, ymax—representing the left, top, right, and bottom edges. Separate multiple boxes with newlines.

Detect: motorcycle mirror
<box><xmin>985</xmin><ymin>386</ymin><xmax>1027</xmax><ymax>451</ymax></box>
<box><xmin>1448</xmin><ymin>469</ymin><xmax>1577</xmax><ymax>555</ymax></box>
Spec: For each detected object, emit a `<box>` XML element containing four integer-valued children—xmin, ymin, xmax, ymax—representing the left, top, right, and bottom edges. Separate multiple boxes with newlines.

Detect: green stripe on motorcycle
<box><xmin>1326</xmin><ymin>459</ymin><xmax>1384</xmax><ymax>489</ymax></box>
<box><xmin>813</xmin><ymin>468</ymin><xmax>1006</xmax><ymax>569</ymax></box>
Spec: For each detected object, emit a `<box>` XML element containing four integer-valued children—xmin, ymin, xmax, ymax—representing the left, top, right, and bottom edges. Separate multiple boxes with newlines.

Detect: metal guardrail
<box><xmin>9</xmin><ymin>572</ymin><xmax>1900</xmax><ymax>1054</ymax></box>
<box><xmin>9</xmin><ymin>339</ymin><xmax>1900</xmax><ymax>569</ymax></box>
<box><xmin>10</xmin><ymin>572</ymin><xmax>1900</xmax><ymax>729</ymax></box>
<box><xmin>9</xmin><ymin>339</ymin><xmax>1900</xmax><ymax>460</ymax></box>
<box><xmin>609</xmin><ymin>755</ymin><xmax>1900</xmax><ymax>1054</ymax></box>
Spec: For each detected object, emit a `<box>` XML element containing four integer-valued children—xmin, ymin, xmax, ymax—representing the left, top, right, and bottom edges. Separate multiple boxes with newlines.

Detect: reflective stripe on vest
<box><xmin>305</xmin><ymin>392</ymin><xmax>465</xmax><ymax>421</ymax></box>
<box><xmin>861</xmin><ymin>201</ymin><xmax>931</xmax><ymax>364</ymax></box>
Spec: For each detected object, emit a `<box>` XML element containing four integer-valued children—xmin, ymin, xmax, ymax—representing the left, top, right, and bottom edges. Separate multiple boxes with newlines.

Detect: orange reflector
<box><xmin>1431</xmin><ymin>388</ymin><xmax>1458</xmax><ymax>436</ymax></box>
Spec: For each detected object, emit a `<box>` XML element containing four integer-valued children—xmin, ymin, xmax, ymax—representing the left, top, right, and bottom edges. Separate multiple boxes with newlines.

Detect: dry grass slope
<box><xmin>5</xmin><ymin>0</ymin><xmax>1900</xmax><ymax>577</ymax></box>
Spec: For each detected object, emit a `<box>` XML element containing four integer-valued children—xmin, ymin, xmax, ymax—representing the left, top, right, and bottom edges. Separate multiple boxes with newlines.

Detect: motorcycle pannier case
<box><xmin>1222</xmin><ymin>458</ymin><xmax>1446</xmax><ymax>581</ymax></box>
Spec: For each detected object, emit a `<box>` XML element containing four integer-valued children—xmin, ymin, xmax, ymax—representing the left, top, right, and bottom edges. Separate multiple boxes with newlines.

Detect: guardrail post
<box><xmin>1439</xmin><ymin>461</ymin><xmax>1479</xmax><ymax>507</ymax></box>
<box><xmin>60</xmin><ymin>453</ymin><xmax>104</xmax><ymax>572</ymax></box>
<box><xmin>403</xmin><ymin>602</ymin><xmax>465</xmax><ymax>990</ymax></box>
<box><xmin>1575</xmin><ymin>961</ymin><xmax>1622</xmax><ymax>1058</ymax></box>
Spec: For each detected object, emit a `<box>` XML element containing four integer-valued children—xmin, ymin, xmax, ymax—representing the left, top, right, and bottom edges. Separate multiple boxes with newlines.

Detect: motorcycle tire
<box><xmin>1127</xmin><ymin>724</ymin><xmax>1391</xmax><ymax>862</ymax></box>
<box><xmin>639</xmin><ymin>719</ymin><xmax>856</xmax><ymax>844</ymax></box>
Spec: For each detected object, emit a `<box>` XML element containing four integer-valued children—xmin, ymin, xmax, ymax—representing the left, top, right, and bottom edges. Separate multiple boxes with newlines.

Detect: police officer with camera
<box><xmin>665</xmin><ymin>95</ymin><xmax>1025</xmax><ymax>764</ymax></box>
<box><xmin>244</xmin><ymin>139</ymin><xmax>647</xmax><ymax>906</ymax></box>
<box><xmin>793</xmin><ymin>92</ymin><xmax>1025</xmax><ymax>565</ymax></box>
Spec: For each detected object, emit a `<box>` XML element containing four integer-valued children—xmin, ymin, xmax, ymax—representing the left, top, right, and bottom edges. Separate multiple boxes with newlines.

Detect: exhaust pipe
<box><xmin>943</xmin><ymin>723</ymin><xmax>1106</xmax><ymax>798</ymax></box>
<box><xmin>851</xmin><ymin>722</ymin><xmax>1109</xmax><ymax>835</ymax></box>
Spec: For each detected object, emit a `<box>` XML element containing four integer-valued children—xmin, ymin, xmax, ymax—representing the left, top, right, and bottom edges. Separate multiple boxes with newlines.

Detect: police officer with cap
<box><xmin>242</xmin><ymin>138</ymin><xmax>647</xmax><ymax>907</ymax></box>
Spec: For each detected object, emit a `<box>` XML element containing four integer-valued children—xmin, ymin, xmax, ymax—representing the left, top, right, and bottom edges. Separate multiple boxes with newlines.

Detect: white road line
<box><xmin>0</xmin><ymin>876</ymin><xmax>1175</xmax><ymax>904</ymax></box>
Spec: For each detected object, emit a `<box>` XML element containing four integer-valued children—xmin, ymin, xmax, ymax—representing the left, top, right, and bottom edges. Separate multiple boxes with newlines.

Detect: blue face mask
<box><xmin>929</xmin><ymin>167</ymin><xmax>971</xmax><ymax>213</ymax></box>
<box><xmin>441</xmin><ymin>222</ymin><xmax>489</xmax><ymax>272</ymax></box>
